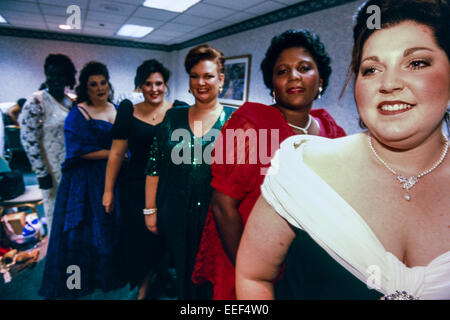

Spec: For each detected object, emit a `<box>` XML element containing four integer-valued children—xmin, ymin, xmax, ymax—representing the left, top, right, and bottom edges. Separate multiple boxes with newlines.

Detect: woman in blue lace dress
<box><xmin>39</xmin><ymin>62</ymin><xmax>125</xmax><ymax>299</ymax></box>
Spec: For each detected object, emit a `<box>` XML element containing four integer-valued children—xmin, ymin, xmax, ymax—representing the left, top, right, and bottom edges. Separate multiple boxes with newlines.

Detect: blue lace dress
<box><xmin>39</xmin><ymin>106</ymin><xmax>125</xmax><ymax>299</ymax></box>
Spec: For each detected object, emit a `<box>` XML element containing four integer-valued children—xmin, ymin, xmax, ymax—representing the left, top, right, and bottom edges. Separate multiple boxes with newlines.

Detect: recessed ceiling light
<box><xmin>0</xmin><ymin>14</ymin><xmax>8</xmax><ymax>24</ymax></box>
<box><xmin>58</xmin><ymin>24</ymin><xmax>72</xmax><ymax>30</ymax></box>
<box><xmin>142</xmin><ymin>0</ymin><xmax>201</xmax><ymax>13</ymax></box>
<box><xmin>116</xmin><ymin>24</ymin><xmax>154</xmax><ymax>38</ymax></box>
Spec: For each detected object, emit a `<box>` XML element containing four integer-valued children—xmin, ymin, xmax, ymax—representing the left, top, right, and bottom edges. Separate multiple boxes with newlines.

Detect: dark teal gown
<box><xmin>275</xmin><ymin>226</ymin><xmax>383</xmax><ymax>300</ymax></box>
<box><xmin>146</xmin><ymin>106</ymin><xmax>235</xmax><ymax>300</ymax></box>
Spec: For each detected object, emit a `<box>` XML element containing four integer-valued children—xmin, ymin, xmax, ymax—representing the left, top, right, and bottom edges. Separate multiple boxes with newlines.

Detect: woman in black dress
<box><xmin>103</xmin><ymin>59</ymin><xmax>184</xmax><ymax>299</ymax></box>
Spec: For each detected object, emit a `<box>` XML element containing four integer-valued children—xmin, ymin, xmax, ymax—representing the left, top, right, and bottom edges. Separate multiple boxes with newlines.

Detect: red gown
<box><xmin>192</xmin><ymin>102</ymin><xmax>346</xmax><ymax>299</ymax></box>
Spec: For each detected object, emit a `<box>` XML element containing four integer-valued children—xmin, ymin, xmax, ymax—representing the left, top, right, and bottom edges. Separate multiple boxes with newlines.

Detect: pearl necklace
<box><xmin>367</xmin><ymin>132</ymin><xmax>449</xmax><ymax>201</ymax></box>
<box><xmin>288</xmin><ymin>115</ymin><xmax>313</xmax><ymax>134</ymax></box>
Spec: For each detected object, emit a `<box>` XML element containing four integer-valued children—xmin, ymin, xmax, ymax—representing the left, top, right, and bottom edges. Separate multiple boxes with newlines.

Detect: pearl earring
<box><xmin>317</xmin><ymin>86</ymin><xmax>323</xmax><ymax>100</ymax></box>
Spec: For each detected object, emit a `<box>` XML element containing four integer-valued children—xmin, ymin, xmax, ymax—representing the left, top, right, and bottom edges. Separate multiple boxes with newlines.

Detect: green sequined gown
<box><xmin>146</xmin><ymin>105</ymin><xmax>235</xmax><ymax>299</ymax></box>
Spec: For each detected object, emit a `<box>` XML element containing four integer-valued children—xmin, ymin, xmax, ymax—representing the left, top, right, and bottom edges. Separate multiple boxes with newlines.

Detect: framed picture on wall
<box><xmin>219</xmin><ymin>55</ymin><xmax>251</xmax><ymax>107</ymax></box>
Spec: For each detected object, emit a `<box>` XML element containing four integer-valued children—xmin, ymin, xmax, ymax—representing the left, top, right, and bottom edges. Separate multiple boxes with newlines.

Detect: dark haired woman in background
<box><xmin>19</xmin><ymin>54</ymin><xmax>76</xmax><ymax>230</ymax></box>
<box><xmin>39</xmin><ymin>61</ymin><xmax>125</xmax><ymax>299</ymax></box>
<box><xmin>6</xmin><ymin>98</ymin><xmax>26</xmax><ymax>126</ymax></box>
<box><xmin>237</xmin><ymin>0</ymin><xmax>449</xmax><ymax>300</ymax></box>
<box><xmin>144</xmin><ymin>44</ymin><xmax>235</xmax><ymax>299</ymax></box>
<box><xmin>103</xmin><ymin>59</ymin><xmax>182</xmax><ymax>299</ymax></box>
<box><xmin>193</xmin><ymin>29</ymin><xmax>346</xmax><ymax>300</ymax></box>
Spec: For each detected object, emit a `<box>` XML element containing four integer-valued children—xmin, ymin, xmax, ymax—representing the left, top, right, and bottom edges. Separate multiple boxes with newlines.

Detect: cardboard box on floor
<box><xmin>1</xmin><ymin>212</ymin><xmax>26</xmax><ymax>235</ymax></box>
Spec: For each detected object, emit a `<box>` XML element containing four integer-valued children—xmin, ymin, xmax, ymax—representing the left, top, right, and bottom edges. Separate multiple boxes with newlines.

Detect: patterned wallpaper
<box><xmin>0</xmin><ymin>36</ymin><xmax>175</xmax><ymax>104</ymax></box>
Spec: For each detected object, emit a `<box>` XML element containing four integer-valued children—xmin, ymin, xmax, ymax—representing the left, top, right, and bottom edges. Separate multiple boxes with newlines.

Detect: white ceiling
<box><xmin>0</xmin><ymin>0</ymin><xmax>307</xmax><ymax>45</ymax></box>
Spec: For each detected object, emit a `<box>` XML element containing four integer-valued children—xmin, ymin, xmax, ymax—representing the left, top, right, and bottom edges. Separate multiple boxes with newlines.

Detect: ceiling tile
<box><xmin>84</xmin><ymin>20</ymin><xmax>121</xmax><ymax>30</ymax></box>
<box><xmin>43</xmin><ymin>15</ymin><xmax>72</xmax><ymax>24</ymax></box>
<box><xmin>139</xmin><ymin>36</ymin><xmax>168</xmax><ymax>44</ymax></box>
<box><xmin>124</xmin><ymin>17</ymin><xmax>165</xmax><ymax>29</ymax></box>
<box><xmin>274</xmin><ymin>0</ymin><xmax>308</xmax><ymax>5</ymax></box>
<box><xmin>184</xmin><ymin>3</ymin><xmax>236</xmax><ymax>20</ymax></box>
<box><xmin>133</xmin><ymin>7</ymin><xmax>179</xmax><ymax>22</ymax></box>
<box><xmin>0</xmin><ymin>0</ymin><xmax>40</xmax><ymax>14</ymax></box>
<box><xmin>203</xmin><ymin>0</ymin><xmax>263</xmax><ymax>11</ymax></box>
<box><xmin>200</xmin><ymin>20</ymin><xmax>234</xmax><ymax>33</ymax></box>
<box><xmin>1</xmin><ymin>0</ymin><xmax>308</xmax><ymax>47</ymax></box>
<box><xmin>146</xmin><ymin>28</ymin><xmax>184</xmax><ymax>39</ymax></box>
<box><xmin>110</xmin><ymin>0</ymin><xmax>143</xmax><ymax>5</ymax></box>
<box><xmin>39</xmin><ymin>4</ymin><xmax>75</xmax><ymax>17</ymax></box>
<box><xmin>165</xmin><ymin>38</ymin><xmax>180</xmax><ymax>45</ymax></box>
<box><xmin>47</xmin><ymin>23</ymin><xmax>82</xmax><ymax>33</ymax></box>
<box><xmin>88</xmin><ymin>1</ymin><xmax>137</xmax><ymax>17</ymax></box>
<box><xmin>86</xmin><ymin>10</ymin><xmax>128</xmax><ymax>24</ymax></box>
<box><xmin>0</xmin><ymin>10</ymin><xmax>45</xmax><ymax>23</ymax></box>
<box><xmin>38</xmin><ymin>0</ymin><xmax>89</xmax><ymax>8</ymax></box>
<box><xmin>8</xmin><ymin>20</ymin><xmax>47</xmax><ymax>29</ymax></box>
<box><xmin>244</xmin><ymin>1</ymin><xmax>285</xmax><ymax>15</ymax></box>
<box><xmin>170</xmin><ymin>14</ymin><xmax>214</xmax><ymax>27</ymax></box>
<box><xmin>158</xmin><ymin>22</ymin><xmax>197</xmax><ymax>33</ymax></box>
<box><xmin>82</xmin><ymin>27</ymin><xmax>115</xmax><ymax>37</ymax></box>
<box><xmin>221</xmin><ymin>11</ymin><xmax>257</xmax><ymax>24</ymax></box>
<box><xmin>171</xmin><ymin>33</ymin><xmax>200</xmax><ymax>43</ymax></box>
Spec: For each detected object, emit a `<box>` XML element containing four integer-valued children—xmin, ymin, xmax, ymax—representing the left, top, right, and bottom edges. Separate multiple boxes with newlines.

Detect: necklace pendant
<box><xmin>398</xmin><ymin>175</ymin><xmax>418</xmax><ymax>190</ymax></box>
<box><xmin>405</xmin><ymin>192</ymin><xmax>411</xmax><ymax>201</ymax></box>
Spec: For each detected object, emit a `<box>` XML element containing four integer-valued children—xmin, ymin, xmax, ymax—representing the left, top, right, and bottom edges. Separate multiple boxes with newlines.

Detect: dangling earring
<box><xmin>188</xmin><ymin>89</ymin><xmax>192</xmax><ymax>94</ymax></box>
<box><xmin>219</xmin><ymin>86</ymin><xmax>223</xmax><ymax>94</ymax></box>
<box><xmin>272</xmin><ymin>90</ymin><xmax>276</xmax><ymax>104</ymax></box>
<box><xmin>317</xmin><ymin>86</ymin><xmax>323</xmax><ymax>100</ymax></box>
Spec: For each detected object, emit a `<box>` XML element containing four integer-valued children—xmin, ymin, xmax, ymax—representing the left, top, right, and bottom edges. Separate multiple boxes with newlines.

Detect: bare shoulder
<box><xmin>76</xmin><ymin>103</ymin><xmax>90</xmax><ymax>120</ymax></box>
<box><xmin>303</xmin><ymin>134</ymin><xmax>363</xmax><ymax>161</ymax></box>
<box><xmin>164</xmin><ymin>100</ymin><xmax>173</xmax><ymax>109</ymax></box>
<box><xmin>302</xmin><ymin>133</ymin><xmax>367</xmax><ymax>181</ymax></box>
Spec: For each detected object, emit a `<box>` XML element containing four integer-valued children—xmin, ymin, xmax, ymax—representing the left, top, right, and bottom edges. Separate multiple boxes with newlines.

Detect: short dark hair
<box><xmin>44</xmin><ymin>54</ymin><xmax>77</xmax><ymax>89</ymax></box>
<box><xmin>75</xmin><ymin>61</ymin><xmax>114</xmax><ymax>104</ymax></box>
<box><xmin>134</xmin><ymin>59</ymin><xmax>171</xmax><ymax>88</ymax></box>
<box><xmin>184</xmin><ymin>44</ymin><xmax>225</xmax><ymax>74</ymax></box>
<box><xmin>344</xmin><ymin>0</ymin><xmax>449</xmax><ymax>94</ymax></box>
<box><xmin>260</xmin><ymin>29</ymin><xmax>332</xmax><ymax>98</ymax></box>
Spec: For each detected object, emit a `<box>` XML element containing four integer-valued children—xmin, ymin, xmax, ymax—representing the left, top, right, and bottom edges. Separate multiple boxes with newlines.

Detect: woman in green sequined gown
<box><xmin>145</xmin><ymin>45</ymin><xmax>235</xmax><ymax>299</ymax></box>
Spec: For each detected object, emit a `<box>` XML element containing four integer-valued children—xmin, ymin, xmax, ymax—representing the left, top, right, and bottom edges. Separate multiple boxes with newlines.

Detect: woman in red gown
<box><xmin>193</xmin><ymin>29</ymin><xmax>346</xmax><ymax>299</ymax></box>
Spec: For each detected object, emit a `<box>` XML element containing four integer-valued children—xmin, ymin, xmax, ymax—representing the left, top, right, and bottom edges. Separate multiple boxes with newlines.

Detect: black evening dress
<box><xmin>146</xmin><ymin>106</ymin><xmax>235</xmax><ymax>299</ymax></box>
<box><xmin>111</xmin><ymin>99</ymin><xmax>187</xmax><ymax>288</ymax></box>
